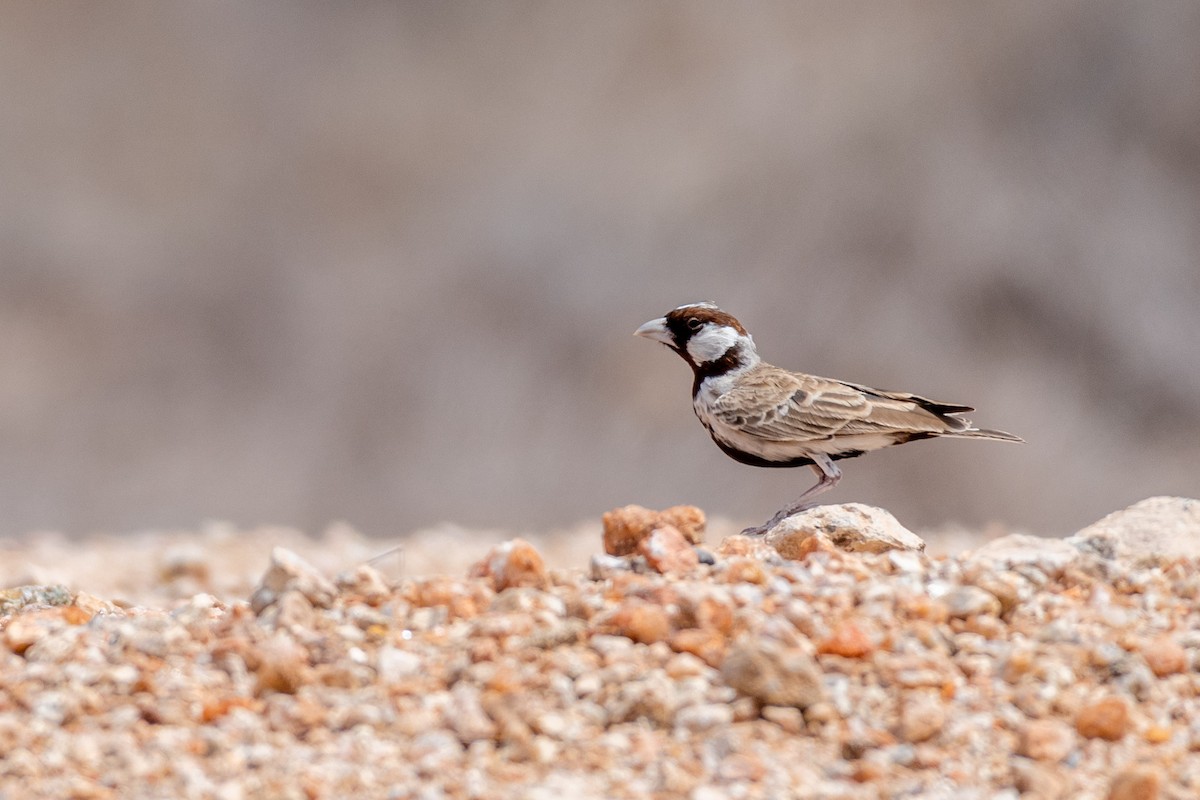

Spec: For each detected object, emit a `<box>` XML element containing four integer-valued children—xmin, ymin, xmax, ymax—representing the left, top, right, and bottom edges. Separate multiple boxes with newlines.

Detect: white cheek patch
<box><xmin>687</xmin><ymin>324</ymin><xmax>740</xmax><ymax>364</ymax></box>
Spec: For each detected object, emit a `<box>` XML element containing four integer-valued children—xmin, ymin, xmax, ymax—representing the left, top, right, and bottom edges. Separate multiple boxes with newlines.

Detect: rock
<box><xmin>250</xmin><ymin>547</ymin><xmax>338</xmax><ymax>613</ymax></box>
<box><xmin>943</xmin><ymin>586</ymin><xmax>1002</xmax><ymax>619</ymax></box>
<box><xmin>1012</xmin><ymin>759</ymin><xmax>1071</xmax><ymax>799</ymax></box>
<box><xmin>71</xmin><ymin>592</ymin><xmax>120</xmax><ymax>619</ymax></box>
<box><xmin>334</xmin><ymin>564</ymin><xmax>392</xmax><ymax>604</ymax></box>
<box><xmin>0</xmin><ymin>585</ymin><xmax>73</xmax><ymax>616</ymax></box>
<box><xmin>448</xmin><ymin>684</ymin><xmax>497</xmax><ymax>744</ymax></box>
<box><xmin>1139</xmin><ymin>635</ymin><xmax>1186</xmax><ymax>678</ymax></box>
<box><xmin>674</xmin><ymin>703</ymin><xmax>734</xmax><ymax>732</ymax></box>
<box><xmin>716</xmin><ymin>557</ymin><xmax>768</xmax><ymax>585</ymax></box>
<box><xmin>765</xmin><ymin>504</ymin><xmax>925</xmax><ymax>557</ymax></box>
<box><xmin>158</xmin><ymin>544</ymin><xmax>211</xmax><ymax>585</ymax></box>
<box><xmin>595</xmin><ymin>600</ymin><xmax>671</xmax><ymax>645</ymax></box>
<box><xmin>657</xmin><ymin>505</ymin><xmax>707</xmax><ymax>544</ymax></box>
<box><xmin>1070</xmin><ymin>496</ymin><xmax>1200</xmax><ymax>564</ymax></box>
<box><xmin>376</xmin><ymin>646</ymin><xmax>423</xmax><ymax>683</ymax></box>
<box><xmin>713</xmin><ymin>535</ymin><xmax>778</xmax><ymax>560</ymax></box>
<box><xmin>721</xmin><ymin>635</ymin><xmax>825</xmax><ymax>708</ymax></box>
<box><xmin>1019</xmin><ymin>719</ymin><xmax>1075</xmax><ymax>762</ymax></box>
<box><xmin>1075</xmin><ymin>696</ymin><xmax>1131</xmax><ymax>740</ymax></box>
<box><xmin>1107</xmin><ymin>766</ymin><xmax>1162</xmax><ymax>800</ymax></box>
<box><xmin>965</xmin><ymin>571</ymin><xmax>1023</xmax><ymax>615</ymax></box>
<box><xmin>637</xmin><ymin>525</ymin><xmax>699</xmax><ymax>575</ymax></box>
<box><xmin>265</xmin><ymin>589</ymin><xmax>316</xmax><ymax>630</ymax></box>
<box><xmin>602</xmin><ymin>505</ymin><xmax>659</xmax><ymax>555</ymax></box>
<box><xmin>896</xmin><ymin>692</ymin><xmax>945</xmax><ymax>743</ymax></box>
<box><xmin>965</xmin><ymin>533</ymin><xmax>1080</xmax><ymax>575</ymax></box>
<box><xmin>761</xmin><ymin>705</ymin><xmax>806</xmax><ymax>734</ymax></box>
<box><xmin>587</xmin><ymin>554</ymin><xmax>630</xmax><ymax>581</ymax></box>
<box><xmin>668</xmin><ymin>628</ymin><xmax>727</xmax><ymax>668</ymax></box>
<box><xmin>4</xmin><ymin>608</ymin><xmax>73</xmax><ymax>655</ymax></box>
<box><xmin>469</xmin><ymin>539</ymin><xmax>548</xmax><ymax>591</ymax></box>
<box><xmin>817</xmin><ymin>621</ymin><xmax>875</xmax><ymax>658</ymax></box>
<box><xmin>772</xmin><ymin>531</ymin><xmax>841</xmax><ymax>562</ymax></box>
<box><xmin>602</xmin><ymin>504</ymin><xmax>706</xmax><ymax>555</ymax></box>
<box><xmin>249</xmin><ymin>633</ymin><xmax>311</xmax><ymax>695</ymax></box>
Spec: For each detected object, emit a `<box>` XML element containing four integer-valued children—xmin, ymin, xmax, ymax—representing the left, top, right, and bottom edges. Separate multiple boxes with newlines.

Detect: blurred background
<box><xmin>1</xmin><ymin>2</ymin><xmax>1198</xmax><ymax>542</ymax></box>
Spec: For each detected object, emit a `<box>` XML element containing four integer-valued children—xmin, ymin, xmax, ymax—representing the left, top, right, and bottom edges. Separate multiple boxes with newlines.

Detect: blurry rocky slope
<box><xmin>1</xmin><ymin>3</ymin><xmax>1198</xmax><ymax>539</ymax></box>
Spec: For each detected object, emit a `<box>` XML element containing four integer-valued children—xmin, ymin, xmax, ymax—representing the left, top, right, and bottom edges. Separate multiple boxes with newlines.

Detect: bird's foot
<box><xmin>739</xmin><ymin>502</ymin><xmax>818</xmax><ymax>537</ymax></box>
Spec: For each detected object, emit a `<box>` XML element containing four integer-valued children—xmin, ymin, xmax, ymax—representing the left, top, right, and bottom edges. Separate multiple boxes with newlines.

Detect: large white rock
<box><xmin>765</xmin><ymin>503</ymin><xmax>925</xmax><ymax>557</ymax></box>
<box><xmin>1068</xmin><ymin>496</ymin><xmax>1200</xmax><ymax>563</ymax></box>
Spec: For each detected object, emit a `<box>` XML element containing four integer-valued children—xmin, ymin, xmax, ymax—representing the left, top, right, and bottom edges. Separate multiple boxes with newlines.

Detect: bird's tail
<box><xmin>949</xmin><ymin>427</ymin><xmax>1024</xmax><ymax>443</ymax></box>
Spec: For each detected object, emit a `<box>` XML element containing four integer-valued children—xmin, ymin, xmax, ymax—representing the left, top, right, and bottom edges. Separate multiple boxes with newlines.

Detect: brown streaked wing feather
<box><xmin>712</xmin><ymin>367</ymin><xmax>960</xmax><ymax>442</ymax></box>
<box><xmin>840</xmin><ymin>381</ymin><xmax>975</xmax><ymax>415</ymax></box>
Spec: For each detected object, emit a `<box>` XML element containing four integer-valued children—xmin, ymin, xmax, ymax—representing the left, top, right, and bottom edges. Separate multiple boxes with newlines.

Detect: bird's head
<box><xmin>635</xmin><ymin>302</ymin><xmax>759</xmax><ymax>373</ymax></box>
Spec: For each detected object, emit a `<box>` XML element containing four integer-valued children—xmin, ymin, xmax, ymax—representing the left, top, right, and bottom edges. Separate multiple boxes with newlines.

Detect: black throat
<box><xmin>689</xmin><ymin>343</ymin><xmax>750</xmax><ymax>397</ymax></box>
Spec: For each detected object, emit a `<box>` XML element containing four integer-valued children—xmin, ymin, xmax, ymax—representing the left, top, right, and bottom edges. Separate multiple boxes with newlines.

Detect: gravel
<box><xmin>0</xmin><ymin>497</ymin><xmax>1198</xmax><ymax>798</ymax></box>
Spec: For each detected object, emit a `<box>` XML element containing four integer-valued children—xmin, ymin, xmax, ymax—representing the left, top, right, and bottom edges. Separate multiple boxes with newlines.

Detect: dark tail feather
<box><xmin>951</xmin><ymin>427</ymin><xmax>1024</xmax><ymax>443</ymax></box>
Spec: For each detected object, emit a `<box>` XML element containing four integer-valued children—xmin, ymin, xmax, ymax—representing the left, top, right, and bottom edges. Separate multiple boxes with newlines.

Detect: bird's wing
<box><xmin>710</xmin><ymin>368</ymin><xmax>965</xmax><ymax>442</ymax></box>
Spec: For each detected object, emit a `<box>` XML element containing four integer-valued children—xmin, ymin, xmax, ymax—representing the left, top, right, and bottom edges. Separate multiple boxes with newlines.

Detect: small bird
<box><xmin>635</xmin><ymin>302</ymin><xmax>1022</xmax><ymax>535</ymax></box>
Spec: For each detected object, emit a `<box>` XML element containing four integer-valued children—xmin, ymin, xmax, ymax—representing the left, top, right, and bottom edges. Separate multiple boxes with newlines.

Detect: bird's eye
<box><xmin>686</xmin><ymin>318</ymin><xmax>702</xmax><ymax>330</ymax></box>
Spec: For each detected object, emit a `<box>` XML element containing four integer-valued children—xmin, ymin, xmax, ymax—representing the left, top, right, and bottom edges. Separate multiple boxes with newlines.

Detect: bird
<box><xmin>635</xmin><ymin>302</ymin><xmax>1022</xmax><ymax>535</ymax></box>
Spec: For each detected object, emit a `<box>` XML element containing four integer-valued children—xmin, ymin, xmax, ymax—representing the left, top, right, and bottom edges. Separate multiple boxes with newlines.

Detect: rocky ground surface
<box><xmin>1</xmin><ymin>497</ymin><xmax>1199</xmax><ymax>799</ymax></box>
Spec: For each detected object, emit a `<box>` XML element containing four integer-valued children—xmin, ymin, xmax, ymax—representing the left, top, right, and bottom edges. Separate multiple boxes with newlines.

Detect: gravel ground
<box><xmin>0</xmin><ymin>497</ymin><xmax>1198</xmax><ymax>799</ymax></box>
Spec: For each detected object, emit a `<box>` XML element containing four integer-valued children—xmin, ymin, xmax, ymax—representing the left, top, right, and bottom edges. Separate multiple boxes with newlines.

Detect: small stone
<box><xmin>376</xmin><ymin>646</ymin><xmax>423</xmax><ymax>683</ymax></box>
<box><xmin>597</xmin><ymin>601</ymin><xmax>671</xmax><ymax>645</ymax></box>
<box><xmin>158</xmin><ymin>544</ymin><xmax>211</xmax><ymax>585</ymax></box>
<box><xmin>250</xmin><ymin>634</ymin><xmax>311</xmax><ymax>695</ymax></box>
<box><xmin>250</xmin><ymin>547</ymin><xmax>338</xmax><ymax>613</ymax></box>
<box><xmin>1140</xmin><ymin>635</ymin><xmax>1186</xmax><ymax>678</ymax></box>
<box><xmin>448</xmin><ymin>684</ymin><xmax>497</xmax><ymax>744</ymax></box>
<box><xmin>762</xmin><ymin>705</ymin><xmax>806</xmax><ymax>733</ymax></box>
<box><xmin>603</xmin><ymin>505</ymin><xmax>659</xmax><ymax>555</ymax></box>
<box><xmin>716</xmin><ymin>557</ymin><xmax>768</xmax><ymax>585</ymax></box>
<box><xmin>716</xmin><ymin>753</ymin><xmax>765</xmax><ymax>783</ymax></box>
<box><xmin>668</xmin><ymin>628</ymin><xmax>727</xmax><ymax>668</ymax></box>
<box><xmin>334</xmin><ymin>564</ymin><xmax>391</xmax><ymax>604</ymax></box>
<box><xmin>658</xmin><ymin>505</ymin><xmax>707</xmax><ymax>544</ymax></box>
<box><xmin>4</xmin><ymin>608</ymin><xmax>70</xmax><ymax>655</ymax></box>
<box><xmin>897</xmin><ymin>692</ymin><xmax>945</xmax><ymax>743</ymax></box>
<box><xmin>818</xmin><ymin>621</ymin><xmax>875</xmax><ymax>658</ymax></box>
<box><xmin>967</xmin><ymin>572</ymin><xmax>1022</xmax><ymax>615</ymax></box>
<box><xmin>0</xmin><ymin>585</ymin><xmax>73</xmax><ymax>615</ymax></box>
<box><xmin>1019</xmin><ymin>719</ymin><xmax>1075</xmax><ymax>762</ymax></box>
<box><xmin>71</xmin><ymin>592</ymin><xmax>119</xmax><ymax>619</ymax></box>
<box><xmin>803</xmin><ymin>701</ymin><xmax>838</xmax><ymax>725</ymax></box>
<box><xmin>713</xmin><ymin>535</ymin><xmax>777</xmax><ymax>560</ymax></box>
<box><xmin>1107</xmin><ymin>766</ymin><xmax>1161</xmax><ymax>800</ymax></box>
<box><xmin>268</xmin><ymin>589</ymin><xmax>316</xmax><ymax>630</ymax></box>
<box><xmin>674</xmin><ymin>703</ymin><xmax>734</xmax><ymax>732</ymax></box>
<box><xmin>589</xmin><ymin>553</ymin><xmax>632</xmax><ymax>579</ymax></box>
<box><xmin>721</xmin><ymin>635</ymin><xmax>824</xmax><ymax>709</ymax></box>
<box><xmin>1012</xmin><ymin>759</ymin><xmax>1070</xmax><ymax>799</ymax></box>
<box><xmin>1076</xmin><ymin>696</ymin><xmax>1131</xmax><ymax>741</ymax></box>
<box><xmin>469</xmin><ymin>539</ymin><xmax>547</xmax><ymax>591</ymax></box>
<box><xmin>602</xmin><ymin>504</ymin><xmax>706</xmax><ymax>556</ymax></box>
<box><xmin>943</xmin><ymin>586</ymin><xmax>1002</xmax><ymax>619</ymax></box>
<box><xmin>1143</xmin><ymin>724</ymin><xmax>1171</xmax><ymax>744</ymax></box>
<box><xmin>775</xmin><ymin>531</ymin><xmax>841</xmax><ymax>561</ymax></box>
<box><xmin>637</xmin><ymin>526</ymin><xmax>699</xmax><ymax>575</ymax></box>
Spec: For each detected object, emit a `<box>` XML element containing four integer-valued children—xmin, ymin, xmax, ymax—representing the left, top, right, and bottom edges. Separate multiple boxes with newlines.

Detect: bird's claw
<box><xmin>740</xmin><ymin>502</ymin><xmax>821</xmax><ymax>537</ymax></box>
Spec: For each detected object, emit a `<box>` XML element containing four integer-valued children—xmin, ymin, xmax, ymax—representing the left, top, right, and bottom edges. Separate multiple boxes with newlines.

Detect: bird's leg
<box><xmin>741</xmin><ymin>454</ymin><xmax>842</xmax><ymax>536</ymax></box>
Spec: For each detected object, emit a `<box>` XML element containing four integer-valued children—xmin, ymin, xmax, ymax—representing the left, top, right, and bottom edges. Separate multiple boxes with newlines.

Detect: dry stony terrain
<box><xmin>1</xmin><ymin>497</ymin><xmax>1199</xmax><ymax>799</ymax></box>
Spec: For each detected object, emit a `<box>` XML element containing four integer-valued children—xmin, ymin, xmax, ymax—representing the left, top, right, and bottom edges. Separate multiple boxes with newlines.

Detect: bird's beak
<box><xmin>634</xmin><ymin>317</ymin><xmax>673</xmax><ymax>345</ymax></box>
